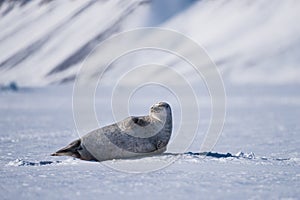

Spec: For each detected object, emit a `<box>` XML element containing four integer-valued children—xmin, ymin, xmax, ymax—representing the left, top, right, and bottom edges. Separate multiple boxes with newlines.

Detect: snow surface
<box><xmin>0</xmin><ymin>85</ymin><xmax>299</xmax><ymax>199</ymax></box>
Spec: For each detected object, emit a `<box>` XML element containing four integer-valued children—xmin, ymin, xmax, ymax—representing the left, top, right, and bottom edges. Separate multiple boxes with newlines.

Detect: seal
<box><xmin>51</xmin><ymin>102</ymin><xmax>172</xmax><ymax>161</ymax></box>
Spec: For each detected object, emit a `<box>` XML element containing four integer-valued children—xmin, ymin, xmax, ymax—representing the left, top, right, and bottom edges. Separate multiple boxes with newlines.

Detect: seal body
<box><xmin>51</xmin><ymin>102</ymin><xmax>172</xmax><ymax>161</ymax></box>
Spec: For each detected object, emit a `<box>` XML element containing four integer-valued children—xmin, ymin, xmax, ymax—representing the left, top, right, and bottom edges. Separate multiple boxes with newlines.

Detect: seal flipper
<box><xmin>51</xmin><ymin>139</ymin><xmax>81</xmax><ymax>159</ymax></box>
<box><xmin>131</xmin><ymin>116</ymin><xmax>150</xmax><ymax>127</ymax></box>
<box><xmin>51</xmin><ymin>139</ymin><xmax>98</xmax><ymax>161</ymax></box>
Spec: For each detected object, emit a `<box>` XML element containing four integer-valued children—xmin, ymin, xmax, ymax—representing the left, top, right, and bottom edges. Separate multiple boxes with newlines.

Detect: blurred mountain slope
<box><xmin>0</xmin><ymin>0</ymin><xmax>299</xmax><ymax>87</ymax></box>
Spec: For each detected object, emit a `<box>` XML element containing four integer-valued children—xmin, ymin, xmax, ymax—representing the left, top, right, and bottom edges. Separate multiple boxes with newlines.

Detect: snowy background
<box><xmin>0</xmin><ymin>0</ymin><xmax>299</xmax><ymax>199</ymax></box>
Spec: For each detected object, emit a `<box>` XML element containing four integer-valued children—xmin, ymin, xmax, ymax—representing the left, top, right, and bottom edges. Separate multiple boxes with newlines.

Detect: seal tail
<box><xmin>51</xmin><ymin>139</ymin><xmax>81</xmax><ymax>158</ymax></box>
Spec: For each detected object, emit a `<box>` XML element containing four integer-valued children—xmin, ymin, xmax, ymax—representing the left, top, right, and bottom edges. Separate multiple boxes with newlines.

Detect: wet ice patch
<box><xmin>176</xmin><ymin>151</ymin><xmax>299</xmax><ymax>166</ymax></box>
<box><xmin>56</xmin><ymin>158</ymin><xmax>84</xmax><ymax>165</ymax></box>
<box><xmin>235</xmin><ymin>151</ymin><xmax>255</xmax><ymax>159</ymax></box>
<box><xmin>6</xmin><ymin>159</ymin><xmax>61</xmax><ymax>166</ymax></box>
<box><xmin>183</xmin><ymin>151</ymin><xmax>255</xmax><ymax>159</ymax></box>
<box><xmin>6</xmin><ymin>158</ymin><xmax>81</xmax><ymax>167</ymax></box>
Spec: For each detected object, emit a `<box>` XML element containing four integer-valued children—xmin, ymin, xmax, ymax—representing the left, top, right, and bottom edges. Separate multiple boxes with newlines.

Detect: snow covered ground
<box><xmin>0</xmin><ymin>84</ymin><xmax>299</xmax><ymax>199</ymax></box>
